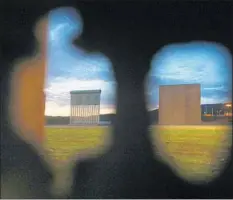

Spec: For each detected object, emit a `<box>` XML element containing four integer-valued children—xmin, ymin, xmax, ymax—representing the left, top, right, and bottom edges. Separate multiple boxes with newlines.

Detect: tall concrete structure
<box><xmin>70</xmin><ymin>90</ymin><xmax>101</xmax><ymax>125</ymax></box>
<box><xmin>159</xmin><ymin>84</ymin><xmax>201</xmax><ymax>125</ymax></box>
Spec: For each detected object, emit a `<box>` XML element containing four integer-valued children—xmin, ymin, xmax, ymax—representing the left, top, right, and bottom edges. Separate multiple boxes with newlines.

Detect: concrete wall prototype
<box><xmin>159</xmin><ymin>84</ymin><xmax>201</xmax><ymax>125</ymax></box>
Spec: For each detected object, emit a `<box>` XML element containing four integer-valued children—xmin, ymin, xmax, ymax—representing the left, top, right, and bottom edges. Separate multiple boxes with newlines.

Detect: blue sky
<box><xmin>45</xmin><ymin>7</ymin><xmax>232</xmax><ymax>116</ymax></box>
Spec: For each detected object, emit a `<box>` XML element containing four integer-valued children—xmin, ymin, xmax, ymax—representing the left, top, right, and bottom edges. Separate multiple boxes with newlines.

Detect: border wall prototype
<box><xmin>159</xmin><ymin>84</ymin><xmax>201</xmax><ymax>125</ymax></box>
<box><xmin>70</xmin><ymin>90</ymin><xmax>101</xmax><ymax>125</ymax></box>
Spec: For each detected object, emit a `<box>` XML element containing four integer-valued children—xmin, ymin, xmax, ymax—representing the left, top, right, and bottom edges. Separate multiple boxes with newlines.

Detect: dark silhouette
<box><xmin>1</xmin><ymin>65</ymin><xmax>53</xmax><ymax>198</ymax></box>
<box><xmin>1</xmin><ymin>1</ymin><xmax>232</xmax><ymax>199</ymax></box>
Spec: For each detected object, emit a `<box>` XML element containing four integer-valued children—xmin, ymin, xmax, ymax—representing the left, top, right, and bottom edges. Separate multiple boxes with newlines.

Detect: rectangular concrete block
<box><xmin>159</xmin><ymin>84</ymin><xmax>201</xmax><ymax>125</ymax></box>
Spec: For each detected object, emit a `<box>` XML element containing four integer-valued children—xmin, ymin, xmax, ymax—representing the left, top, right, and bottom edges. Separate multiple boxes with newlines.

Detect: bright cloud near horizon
<box><xmin>45</xmin><ymin>7</ymin><xmax>232</xmax><ymax>116</ymax></box>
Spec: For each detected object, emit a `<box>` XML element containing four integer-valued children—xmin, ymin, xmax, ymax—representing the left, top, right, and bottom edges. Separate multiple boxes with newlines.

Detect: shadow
<box><xmin>71</xmin><ymin>2</ymin><xmax>233</xmax><ymax>198</ymax></box>
<box><xmin>1</xmin><ymin>16</ymin><xmax>53</xmax><ymax>198</ymax></box>
<box><xmin>1</xmin><ymin>1</ymin><xmax>232</xmax><ymax>199</ymax></box>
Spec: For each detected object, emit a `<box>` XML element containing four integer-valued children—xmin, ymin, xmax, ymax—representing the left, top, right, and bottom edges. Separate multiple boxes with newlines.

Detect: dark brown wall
<box><xmin>159</xmin><ymin>84</ymin><xmax>201</xmax><ymax>125</ymax></box>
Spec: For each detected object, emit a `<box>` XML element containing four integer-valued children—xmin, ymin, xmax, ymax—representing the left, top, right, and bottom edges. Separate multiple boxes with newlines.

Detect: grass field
<box><xmin>44</xmin><ymin>125</ymin><xmax>232</xmax><ymax>181</ymax></box>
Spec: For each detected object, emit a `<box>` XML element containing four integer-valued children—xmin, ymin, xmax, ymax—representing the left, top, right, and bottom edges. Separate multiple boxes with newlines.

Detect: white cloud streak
<box><xmin>44</xmin><ymin>77</ymin><xmax>116</xmax><ymax>116</ymax></box>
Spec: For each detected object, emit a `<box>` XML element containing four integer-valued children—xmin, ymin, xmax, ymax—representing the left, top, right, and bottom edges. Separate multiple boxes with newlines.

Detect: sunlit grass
<box><xmin>45</xmin><ymin>127</ymin><xmax>108</xmax><ymax>162</ymax></box>
<box><xmin>151</xmin><ymin>126</ymin><xmax>231</xmax><ymax>180</ymax></box>
<box><xmin>44</xmin><ymin>125</ymin><xmax>232</xmax><ymax>181</ymax></box>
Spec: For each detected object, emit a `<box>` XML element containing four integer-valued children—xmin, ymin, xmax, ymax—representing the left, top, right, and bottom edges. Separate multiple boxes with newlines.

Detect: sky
<box><xmin>45</xmin><ymin>7</ymin><xmax>232</xmax><ymax>116</ymax></box>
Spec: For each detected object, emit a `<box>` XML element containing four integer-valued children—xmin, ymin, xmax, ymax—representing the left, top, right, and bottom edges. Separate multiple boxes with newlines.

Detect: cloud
<box><xmin>146</xmin><ymin>42</ymin><xmax>232</xmax><ymax>106</ymax></box>
<box><xmin>45</xmin><ymin>7</ymin><xmax>117</xmax><ymax>116</ymax></box>
<box><xmin>47</xmin><ymin>7</ymin><xmax>115</xmax><ymax>82</ymax></box>
<box><xmin>150</xmin><ymin>42</ymin><xmax>231</xmax><ymax>85</ymax></box>
<box><xmin>49</xmin><ymin>23</ymin><xmax>67</xmax><ymax>41</ymax></box>
<box><xmin>203</xmin><ymin>86</ymin><xmax>225</xmax><ymax>91</ymax></box>
<box><xmin>201</xmin><ymin>97</ymin><xmax>228</xmax><ymax>104</ymax></box>
<box><xmin>45</xmin><ymin>101</ymin><xmax>70</xmax><ymax>116</ymax></box>
<box><xmin>47</xmin><ymin>51</ymin><xmax>115</xmax><ymax>82</ymax></box>
<box><xmin>100</xmin><ymin>104</ymin><xmax>116</xmax><ymax>114</ymax></box>
<box><xmin>48</xmin><ymin>7</ymin><xmax>83</xmax><ymax>45</ymax></box>
<box><xmin>44</xmin><ymin>77</ymin><xmax>116</xmax><ymax>116</ymax></box>
<box><xmin>47</xmin><ymin>10</ymin><xmax>232</xmax><ymax>116</ymax></box>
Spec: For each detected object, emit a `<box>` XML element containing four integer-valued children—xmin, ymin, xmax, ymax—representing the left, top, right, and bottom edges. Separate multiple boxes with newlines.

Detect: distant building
<box><xmin>201</xmin><ymin>102</ymin><xmax>232</xmax><ymax>116</ymax></box>
<box><xmin>223</xmin><ymin>102</ymin><xmax>232</xmax><ymax>116</ymax></box>
<box><xmin>201</xmin><ymin>103</ymin><xmax>224</xmax><ymax>116</ymax></box>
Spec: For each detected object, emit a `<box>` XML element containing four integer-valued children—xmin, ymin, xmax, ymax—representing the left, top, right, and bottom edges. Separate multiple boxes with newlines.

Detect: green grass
<box><xmin>44</xmin><ymin>125</ymin><xmax>232</xmax><ymax>181</ymax></box>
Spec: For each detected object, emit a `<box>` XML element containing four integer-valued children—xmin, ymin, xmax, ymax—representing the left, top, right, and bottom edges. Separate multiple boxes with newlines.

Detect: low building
<box><xmin>223</xmin><ymin>102</ymin><xmax>232</xmax><ymax>117</ymax></box>
<box><xmin>201</xmin><ymin>102</ymin><xmax>232</xmax><ymax>117</ymax></box>
<box><xmin>201</xmin><ymin>103</ymin><xmax>225</xmax><ymax>116</ymax></box>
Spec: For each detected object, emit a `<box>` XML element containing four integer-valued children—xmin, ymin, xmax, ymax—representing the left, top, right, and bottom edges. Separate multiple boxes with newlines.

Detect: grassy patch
<box><xmin>151</xmin><ymin>126</ymin><xmax>231</xmax><ymax>180</ymax></box>
<box><xmin>44</xmin><ymin>125</ymin><xmax>232</xmax><ymax>181</ymax></box>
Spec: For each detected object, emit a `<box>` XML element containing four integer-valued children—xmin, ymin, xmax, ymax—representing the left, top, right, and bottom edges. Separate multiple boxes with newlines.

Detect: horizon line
<box><xmin>45</xmin><ymin>102</ymin><xmax>231</xmax><ymax>117</ymax></box>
